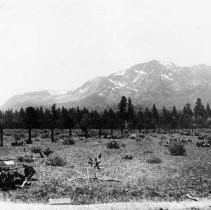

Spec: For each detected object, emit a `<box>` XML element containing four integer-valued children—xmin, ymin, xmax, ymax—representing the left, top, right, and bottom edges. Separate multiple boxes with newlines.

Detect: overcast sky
<box><xmin>0</xmin><ymin>0</ymin><xmax>211</xmax><ymax>105</ymax></box>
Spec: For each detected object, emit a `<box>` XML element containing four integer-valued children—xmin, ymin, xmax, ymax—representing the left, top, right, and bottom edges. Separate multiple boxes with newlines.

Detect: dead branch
<box><xmin>186</xmin><ymin>194</ymin><xmax>198</xmax><ymax>201</ymax></box>
<box><xmin>39</xmin><ymin>151</ymin><xmax>45</xmax><ymax>158</ymax></box>
<box><xmin>93</xmin><ymin>176</ymin><xmax>122</xmax><ymax>182</ymax></box>
<box><xmin>20</xmin><ymin>179</ymin><xmax>28</xmax><ymax>188</ymax></box>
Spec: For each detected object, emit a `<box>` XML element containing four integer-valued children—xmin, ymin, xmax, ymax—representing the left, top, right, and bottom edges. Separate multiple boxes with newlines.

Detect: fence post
<box><xmin>28</xmin><ymin>128</ymin><xmax>32</xmax><ymax>144</ymax></box>
<box><xmin>51</xmin><ymin>128</ymin><xmax>54</xmax><ymax>142</ymax></box>
<box><xmin>111</xmin><ymin>128</ymin><xmax>113</xmax><ymax>138</ymax></box>
<box><xmin>0</xmin><ymin>127</ymin><xmax>3</xmax><ymax>147</ymax></box>
<box><xmin>69</xmin><ymin>128</ymin><xmax>72</xmax><ymax>137</ymax></box>
<box><xmin>99</xmin><ymin>127</ymin><xmax>101</xmax><ymax>138</ymax></box>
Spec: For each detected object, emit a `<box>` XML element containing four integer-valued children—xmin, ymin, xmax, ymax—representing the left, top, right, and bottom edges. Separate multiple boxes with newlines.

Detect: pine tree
<box><xmin>108</xmin><ymin>108</ymin><xmax>116</xmax><ymax>137</ymax></box>
<box><xmin>127</xmin><ymin>97</ymin><xmax>135</xmax><ymax>128</ymax></box>
<box><xmin>206</xmin><ymin>103</ymin><xmax>211</xmax><ymax>118</ymax></box>
<box><xmin>137</xmin><ymin>108</ymin><xmax>144</xmax><ymax>132</ymax></box>
<box><xmin>18</xmin><ymin>108</ymin><xmax>25</xmax><ymax>127</ymax></box>
<box><xmin>51</xmin><ymin>104</ymin><xmax>58</xmax><ymax>125</ymax></box>
<box><xmin>194</xmin><ymin>98</ymin><xmax>207</xmax><ymax>127</ymax></box>
<box><xmin>24</xmin><ymin>107</ymin><xmax>38</xmax><ymax>143</ymax></box>
<box><xmin>152</xmin><ymin>104</ymin><xmax>159</xmax><ymax>128</ymax></box>
<box><xmin>80</xmin><ymin>113</ymin><xmax>90</xmax><ymax>139</ymax></box>
<box><xmin>144</xmin><ymin>107</ymin><xmax>152</xmax><ymax>133</ymax></box>
<box><xmin>118</xmin><ymin>96</ymin><xmax>127</xmax><ymax>135</ymax></box>
<box><xmin>162</xmin><ymin>106</ymin><xmax>169</xmax><ymax>133</ymax></box>
<box><xmin>183</xmin><ymin>103</ymin><xmax>193</xmax><ymax>129</ymax></box>
<box><xmin>171</xmin><ymin>105</ymin><xmax>178</xmax><ymax>132</ymax></box>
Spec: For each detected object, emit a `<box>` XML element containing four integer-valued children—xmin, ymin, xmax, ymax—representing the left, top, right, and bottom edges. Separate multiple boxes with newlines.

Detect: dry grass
<box><xmin>0</xmin><ymin>129</ymin><xmax>211</xmax><ymax>204</ymax></box>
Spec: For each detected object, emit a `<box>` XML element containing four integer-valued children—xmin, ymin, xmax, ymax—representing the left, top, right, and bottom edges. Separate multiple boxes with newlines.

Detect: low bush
<box><xmin>43</xmin><ymin>147</ymin><xmax>53</xmax><ymax>156</ymax></box>
<box><xmin>31</xmin><ymin>146</ymin><xmax>42</xmax><ymax>153</ymax></box>
<box><xmin>130</xmin><ymin>134</ymin><xmax>136</xmax><ymax>139</ymax></box>
<box><xmin>62</xmin><ymin>137</ymin><xmax>75</xmax><ymax>145</ymax></box>
<box><xmin>146</xmin><ymin>156</ymin><xmax>161</xmax><ymax>164</ymax></box>
<box><xmin>46</xmin><ymin>156</ymin><xmax>66</xmax><ymax>167</ymax></box>
<box><xmin>123</xmin><ymin>154</ymin><xmax>133</xmax><ymax>160</ymax></box>
<box><xmin>17</xmin><ymin>154</ymin><xmax>34</xmax><ymax>163</ymax></box>
<box><xmin>107</xmin><ymin>140</ymin><xmax>120</xmax><ymax>149</ymax></box>
<box><xmin>168</xmin><ymin>142</ymin><xmax>186</xmax><ymax>156</ymax></box>
<box><xmin>143</xmin><ymin>150</ymin><xmax>153</xmax><ymax>154</ymax></box>
<box><xmin>139</xmin><ymin>134</ymin><xmax>145</xmax><ymax>138</ymax></box>
<box><xmin>0</xmin><ymin>165</ymin><xmax>35</xmax><ymax>190</ymax></box>
<box><xmin>31</xmin><ymin>132</ymin><xmax>38</xmax><ymax>138</ymax></box>
<box><xmin>196</xmin><ymin>141</ymin><xmax>211</xmax><ymax>147</ymax></box>
<box><xmin>11</xmin><ymin>140</ymin><xmax>25</xmax><ymax>146</ymax></box>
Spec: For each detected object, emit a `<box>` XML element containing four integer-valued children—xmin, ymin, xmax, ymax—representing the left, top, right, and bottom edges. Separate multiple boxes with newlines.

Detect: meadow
<box><xmin>0</xmin><ymin>128</ymin><xmax>211</xmax><ymax>204</ymax></box>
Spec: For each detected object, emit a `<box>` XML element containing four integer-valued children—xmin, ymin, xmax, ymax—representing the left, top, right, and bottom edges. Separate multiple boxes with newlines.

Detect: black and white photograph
<box><xmin>1</xmin><ymin>0</ymin><xmax>211</xmax><ymax>209</ymax></box>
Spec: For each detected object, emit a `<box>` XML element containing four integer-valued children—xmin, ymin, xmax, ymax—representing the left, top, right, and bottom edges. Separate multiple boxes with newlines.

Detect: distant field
<box><xmin>0</xmin><ymin>129</ymin><xmax>211</xmax><ymax>204</ymax></box>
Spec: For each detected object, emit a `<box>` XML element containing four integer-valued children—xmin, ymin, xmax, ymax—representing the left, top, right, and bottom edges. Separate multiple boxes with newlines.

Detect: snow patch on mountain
<box><xmin>133</xmin><ymin>75</ymin><xmax>140</xmax><ymax>83</ymax></box>
<box><xmin>109</xmin><ymin>79</ymin><xmax>126</xmax><ymax>87</ymax></box>
<box><xmin>3</xmin><ymin>60</ymin><xmax>211</xmax><ymax>110</ymax></box>
<box><xmin>159</xmin><ymin>61</ymin><xmax>175</xmax><ymax>66</ymax></box>
<box><xmin>160</xmin><ymin>73</ymin><xmax>173</xmax><ymax>81</ymax></box>
<box><xmin>134</xmin><ymin>69</ymin><xmax>147</xmax><ymax>75</ymax></box>
<box><xmin>48</xmin><ymin>90</ymin><xmax>68</xmax><ymax>95</ymax></box>
<box><xmin>114</xmin><ymin>69</ymin><xmax>126</xmax><ymax>76</ymax></box>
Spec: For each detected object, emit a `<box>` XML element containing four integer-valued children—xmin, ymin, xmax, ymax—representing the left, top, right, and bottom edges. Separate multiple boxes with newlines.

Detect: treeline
<box><xmin>0</xmin><ymin>97</ymin><xmax>211</xmax><ymax>131</ymax></box>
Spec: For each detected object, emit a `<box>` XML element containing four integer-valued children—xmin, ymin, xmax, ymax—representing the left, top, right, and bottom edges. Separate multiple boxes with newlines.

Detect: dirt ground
<box><xmin>1</xmin><ymin>129</ymin><xmax>211</xmax><ymax>205</ymax></box>
<box><xmin>1</xmin><ymin>200</ymin><xmax>211</xmax><ymax>210</ymax></box>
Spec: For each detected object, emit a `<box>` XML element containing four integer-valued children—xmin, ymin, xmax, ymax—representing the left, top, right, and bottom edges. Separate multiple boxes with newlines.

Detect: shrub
<box><xmin>46</xmin><ymin>156</ymin><xmax>66</xmax><ymax>167</ymax></box>
<box><xmin>31</xmin><ymin>132</ymin><xmax>38</xmax><ymax>138</ymax></box>
<box><xmin>30</xmin><ymin>178</ymin><xmax>66</xmax><ymax>202</ymax></box>
<box><xmin>130</xmin><ymin>134</ymin><xmax>136</xmax><ymax>139</ymax></box>
<box><xmin>143</xmin><ymin>150</ymin><xmax>153</xmax><ymax>154</ymax></box>
<box><xmin>168</xmin><ymin>142</ymin><xmax>186</xmax><ymax>156</ymax></box>
<box><xmin>62</xmin><ymin>137</ymin><xmax>75</xmax><ymax>145</ymax></box>
<box><xmin>11</xmin><ymin>140</ymin><xmax>25</xmax><ymax>146</ymax></box>
<box><xmin>136</xmin><ymin>134</ymin><xmax>145</xmax><ymax>141</ymax></box>
<box><xmin>107</xmin><ymin>140</ymin><xmax>120</xmax><ymax>149</ymax></box>
<box><xmin>196</xmin><ymin>141</ymin><xmax>211</xmax><ymax>147</ymax></box>
<box><xmin>123</xmin><ymin>154</ymin><xmax>133</xmax><ymax>160</ymax></box>
<box><xmin>43</xmin><ymin>148</ymin><xmax>53</xmax><ymax>156</ymax></box>
<box><xmin>17</xmin><ymin>154</ymin><xmax>34</xmax><ymax>163</ymax></box>
<box><xmin>146</xmin><ymin>156</ymin><xmax>161</xmax><ymax>164</ymax></box>
<box><xmin>31</xmin><ymin>146</ymin><xmax>42</xmax><ymax>153</ymax></box>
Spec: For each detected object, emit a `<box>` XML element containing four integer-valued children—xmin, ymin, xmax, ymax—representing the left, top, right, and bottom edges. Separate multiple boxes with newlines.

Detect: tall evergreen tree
<box><xmin>118</xmin><ymin>96</ymin><xmax>127</xmax><ymax>135</ymax></box>
<box><xmin>183</xmin><ymin>103</ymin><xmax>193</xmax><ymax>129</ymax></box>
<box><xmin>50</xmin><ymin>104</ymin><xmax>58</xmax><ymax>128</ymax></box>
<box><xmin>152</xmin><ymin>104</ymin><xmax>159</xmax><ymax>128</ymax></box>
<box><xmin>143</xmin><ymin>107</ymin><xmax>152</xmax><ymax>133</ymax></box>
<box><xmin>194</xmin><ymin>98</ymin><xmax>207</xmax><ymax>127</ymax></box>
<box><xmin>161</xmin><ymin>106</ymin><xmax>169</xmax><ymax>133</ymax></box>
<box><xmin>171</xmin><ymin>105</ymin><xmax>178</xmax><ymax>132</ymax></box>
<box><xmin>24</xmin><ymin>107</ymin><xmax>38</xmax><ymax>143</ymax></box>
<box><xmin>127</xmin><ymin>97</ymin><xmax>135</xmax><ymax>128</ymax></box>
<box><xmin>206</xmin><ymin>103</ymin><xmax>211</xmax><ymax>118</ymax></box>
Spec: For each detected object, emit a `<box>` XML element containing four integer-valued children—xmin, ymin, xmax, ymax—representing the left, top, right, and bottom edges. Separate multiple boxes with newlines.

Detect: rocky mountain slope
<box><xmin>2</xmin><ymin>60</ymin><xmax>211</xmax><ymax>110</ymax></box>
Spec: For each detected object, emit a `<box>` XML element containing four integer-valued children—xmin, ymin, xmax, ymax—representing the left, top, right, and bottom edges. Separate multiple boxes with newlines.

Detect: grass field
<box><xmin>0</xmin><ymin>129</ymin><xmax>211</xmax><ymax>204</ymax></box>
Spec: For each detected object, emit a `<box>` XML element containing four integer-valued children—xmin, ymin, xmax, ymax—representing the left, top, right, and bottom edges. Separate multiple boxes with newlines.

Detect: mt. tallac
<box><xmin>2</xmin><ymin>60</ymin><xmax>211</xmax><ymax>110</ymax></box>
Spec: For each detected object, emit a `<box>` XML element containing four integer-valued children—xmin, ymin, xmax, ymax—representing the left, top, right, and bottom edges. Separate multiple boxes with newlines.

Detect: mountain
<box><xmin>2</xmin><ymin>60</ymin><xmax>211</xmax><ymax>110</ymax></box>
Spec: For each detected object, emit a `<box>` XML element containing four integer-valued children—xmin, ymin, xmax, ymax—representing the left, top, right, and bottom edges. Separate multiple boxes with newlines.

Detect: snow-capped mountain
<box><xmin>2</xmin><ymin>60</ymin><xmax>211</xmax><ymax>110</ymax></box>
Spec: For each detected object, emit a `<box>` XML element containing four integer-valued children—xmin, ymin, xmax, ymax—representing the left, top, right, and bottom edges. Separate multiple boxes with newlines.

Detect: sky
<box><xmin>0</xmin><ymin>0</ymin><xmax>211</xmax><ymax>105</ymax></box>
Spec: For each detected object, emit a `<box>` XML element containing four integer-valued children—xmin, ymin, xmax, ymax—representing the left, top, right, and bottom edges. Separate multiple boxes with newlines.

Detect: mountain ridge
<box><xmin>2</xmin><ymin>60</ymin><xmax>211</xmax><ymax>110</ymax></box>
